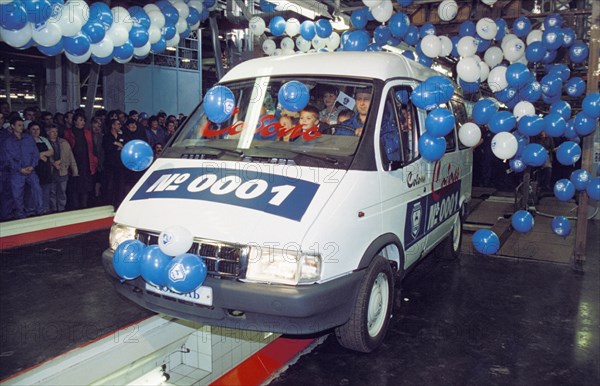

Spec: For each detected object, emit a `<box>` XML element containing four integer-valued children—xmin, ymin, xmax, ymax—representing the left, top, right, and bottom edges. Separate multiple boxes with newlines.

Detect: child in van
<box><xmin>299</xmin><ymin>105</ymin><xmax>331</xmax><ymax>136</ymax></box>
<box><xmin>333</xmin><ymin>109</ymin><xmax>357</xmax><ymax>136</ymax></box>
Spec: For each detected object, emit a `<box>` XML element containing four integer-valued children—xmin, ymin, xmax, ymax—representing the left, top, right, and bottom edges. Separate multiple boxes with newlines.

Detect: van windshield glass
<box><xmin>171</xmin><ymin>77</ymin><xmax>374</xmax><ymax>167</ymax></box>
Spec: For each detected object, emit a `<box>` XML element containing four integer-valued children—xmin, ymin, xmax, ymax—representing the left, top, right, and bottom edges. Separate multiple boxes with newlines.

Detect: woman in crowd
<box><xmin>46</xmin><ymin>125</ymin><xmax>78</xmax><ymax>213</ymax></box>
<box><xmin>64</xmin><ymin>113</ymin><xmax>98</xmax><ymax>209</ymax></box>
<box><xmin>29</xmin><ymin>121</ymin><xmax>54</xmax><ymax>214</ymax></box>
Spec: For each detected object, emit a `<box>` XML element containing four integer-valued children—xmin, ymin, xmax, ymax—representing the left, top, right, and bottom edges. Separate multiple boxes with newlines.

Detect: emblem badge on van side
<box><xmin>411</xmin><ymin>202</ymin><xmax>422</xmax><ymax>238</ymax></box>
<box><xmin>169</xmin><ymin>263</ymin><xmax>186</xmax><ymax>282</ymax></box>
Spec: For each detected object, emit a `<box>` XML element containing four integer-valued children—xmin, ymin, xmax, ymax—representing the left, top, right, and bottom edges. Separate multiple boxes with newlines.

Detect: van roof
<box><xmin>220</xmin><ymin>52</ymin><xmax>442</xmax><ymax>83</ymax></box>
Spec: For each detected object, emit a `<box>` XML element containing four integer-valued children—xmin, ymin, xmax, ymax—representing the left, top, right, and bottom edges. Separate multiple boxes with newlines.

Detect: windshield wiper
<box><xmin>246</xmin><ymin>145</ymin><xmax>339</xmax><ymax>165</ymax></box>
<box><xmin>186</xmin><ymin>145</ymin><xmax>244</xmax><ymax>157</ymax></box>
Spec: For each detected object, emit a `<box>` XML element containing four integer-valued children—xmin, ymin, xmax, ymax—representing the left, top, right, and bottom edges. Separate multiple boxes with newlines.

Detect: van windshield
<box><xmin>170</xmin><ymin>76</ymin><xmax>375</xmax><ymax>168</ymax></box>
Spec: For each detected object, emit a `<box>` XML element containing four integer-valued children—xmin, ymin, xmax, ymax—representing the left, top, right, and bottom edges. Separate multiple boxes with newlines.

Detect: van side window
<box><xmin>380</xmin><ymin>93</ymin><xmax>402</xmax><ymax>164</ymax></box>
<box><xmin>450</xmin><ymin>99</ymin><xmax>469</xmax><ymax>150</ymax></box>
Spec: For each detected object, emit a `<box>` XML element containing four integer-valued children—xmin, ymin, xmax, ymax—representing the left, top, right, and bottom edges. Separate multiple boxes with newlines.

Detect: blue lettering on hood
<box><xmin>130</xmin><ymin>167</ymin><xmax>320</xmax><ymax>221</ymax></box>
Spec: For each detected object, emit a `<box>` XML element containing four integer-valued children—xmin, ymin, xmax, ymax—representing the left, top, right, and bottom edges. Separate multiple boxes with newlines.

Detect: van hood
<box><xmin>114</xmin><ymin>159</ymin><xmax>346</xmax><ymax>246</ymax></box>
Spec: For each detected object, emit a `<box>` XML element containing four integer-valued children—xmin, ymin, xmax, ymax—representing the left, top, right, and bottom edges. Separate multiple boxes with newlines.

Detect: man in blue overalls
<box><xmin>2</xmin><ymin>116</ymin><xmax>42</xmax><ymax>219</ymax></box>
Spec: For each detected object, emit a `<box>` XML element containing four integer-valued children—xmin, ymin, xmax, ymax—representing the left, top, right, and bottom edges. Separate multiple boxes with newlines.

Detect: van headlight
<box><xmin>109</xmin><ymin>223</ymin><xmax>136</xmax><ymax>250</ymax></box>
<box><xmin>244</xmin><ymin>246</ymin><xmax>321</xmax><ymax>285</ymax></box>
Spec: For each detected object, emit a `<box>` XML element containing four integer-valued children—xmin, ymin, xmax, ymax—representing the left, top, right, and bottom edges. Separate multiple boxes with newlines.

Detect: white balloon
<box><xmin>273</xmin><ymin>48</ymin><xmax>283</xmax><ymax>56</ymax></box>
<box><xmin>147</xmin><ymin>10</ymin><xmax>166</xmax><ymax>30</ymax></box>
<box><xmin>282</xmin><ymin>47</ymin><xmax>295</xmax><ymax>55</ymax></box>
<box><xmin>488</xmin><ymin>65</ymin><xmax>508</xmax><ymax>92</ymax></box>
<box><xmin>148</xmin><ymin>25</ymin><xmax>161</xmax><ymax>44</ymax></box>
<box><xmin>281</xmin><ymin>37</ymin><xmax>294</xmax><ymax>51</ymax></box>
<box><xmin>106</xmin><ymin>24</ymin><xmax>128</xmax><ymax>47</ymax></box>
<box><xmin>457</xmin><ymin>36</ymin><xmax>478</xmax><ymax>57</ymax></box>
<box><xmin>171</xmin><ymin>1</ymin><xmax>190</xmax><ymax>20</ymax></box>
<box><xmin>33</xmin><ymin>22</ymin><xmax>62</xmax><ymax>47</ymax></box>
<box><xmin>189</xmin><ymin>21</ymin><xmax>200</xmax><ymax>31</ymax></box>
<box><xmin>458</xmin><ymin>122</ymin><xmax>482</xmax><ymax>147</ymax></box>
<box><xmin>481</xmin><ymin>0</ymin><xmax>498</xmax><ymax>5</ymax></box>
<box><xmin>438</xmin><ymin>0</ymin><xmax>458</xmax><ymax>21</ymax></box>
<box><xmin>167</xmin><ymin>33</ymin><xmax>180</xmax><ymax>48</ymax></box>
<box><xmin>249</xmin><ymin>16</ymin><xmax>266</xmax><ymax>36</ymax></box>
<box><xmin>68</xmin><ymin>0</ymin><xmax>90</xmax><ymax>23</ymax></box>
<box><xmin>56</xmin><ymin>10</ymin><xmax>84</xmax><ymax>37</ymax></box>
<box><xmin>158</xmin><ymin>225</ymin><xmax>194</xmax><ymax>256</ymax></box>
<box><xmin>457</xmin><ymin>57</ymin><xmax>480</xmax><ymax>82</ymax></box>
<box><xmin>479</xmin><ymin>61</ymin><xmax>490</xmax><ymax>82</ymax></box>
<box><xmin>175</xmin><ymin>17</ymin><xmax>188</xmax><ymax>34</ymax></box>
<box><xmin>362</xmin><ymin>0</ymin><xmax>383</xmax><ymax>7</ymax></box>
<box><xmin>296</xmin><ymin>36</ymin><xmax>311</xmax><ymax>52</ymax></box>
<box><xmin>503</xmin><ymin>38</ymin><xmax>525</xmax><ymax>62</ymax></box>
<box><xmin>143</xmin><ymin>4</ymin><xmax>160</xmax><ymax>14</ymax></box>
<box><xmin>327</xmin><ymin>31</ymin><xmax>341</xmax><ymax>50</ymax></box>
<box><xmin>114</xmin><ymin>55</ymin><xmax>133</xmax><ymax>64</ymax></box>
<box><xmin>526</xmin><ymin>29</ymin><xmax>543</xmax><ymax>45</ymax></box>
<box><xmin>484</xmin><ymin>46</ymin><xmax>504</xmax><ymax>68</ymax></box>
<box><xmin>420</xmin><ymin>34</ymin><xmax>441</xmax><ymax>58</ymax></box>
<box><xmin>513</xmin><ymin>101</ymin><xmax>535</xmax><ymax>120</ymax></box>
<box><xmin>65</xmin><ymin>47</ymin><xmax>92</xmax><ymax>64</ymax></box>
<box><xmin>187</xmin><ymin>0</ymin><xmax>204</xmax><ymax>13</ymax></box>
<box><xmin>285</xmin><ymin>18</ymin><xmax>300</xmax><ymax>37</ymax></box>
<box><xmin>312</xmin><ymin>36</ymin><xmax>327</xmax><ymax>50</ymax></box>
<box><xmin>133</xmin><ymin>41</ymin><xmax>151</xmax><ymax>57</ymax></box>
<box><xmin>262</xmin><ymin>39</ymin><xmax>276</xmax><ymax>55</ymax></box>
<box><xmin>371</xmin><ymin>0</ymin><xmax>393</xmax><ymax>23</ymax></box>
<box><xmin>501</xmin><ymin>33</ymin><xmax>517</xmax><ymax>51</ymax></box>
<box><xmin>91</xmin><ymin>35</ymin><xmax>114</xmax><ymax>57</ymax></box>
<box><xmin>476</xmin><ymin>18</ymin><xmax>497</xmax><ymax>40</ymax></box>
<box><xmin>1</xmin><ymin>24</ymin><xmax>32</xmax><ymax>48</ymax></box>
<box><xmin>112</xmin><ymin>6</ymin><xmax>132</xmax><ymax>32</ymax></box>
<box><xmin>491</xmin><ymin>132</ymin><xmax>518</xmax><ymax>160</ymax></box>
<box><xmin>439</xmin><ymin>35</ymin><xmax>452</xmax><ymax>57</ymax></box>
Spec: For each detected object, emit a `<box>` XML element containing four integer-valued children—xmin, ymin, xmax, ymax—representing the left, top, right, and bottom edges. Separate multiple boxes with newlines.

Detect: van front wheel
<box><xmin>335</xmin><ymin>256</ymin><xmax>394</xmax><ymax>353</ymax></box>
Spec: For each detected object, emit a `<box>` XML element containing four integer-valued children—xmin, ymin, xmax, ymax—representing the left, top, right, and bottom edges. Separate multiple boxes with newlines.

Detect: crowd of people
<box><xmin>0</xmin><ymin>103</ymin><xmax>186</xmax><ymax>221</ymax></box>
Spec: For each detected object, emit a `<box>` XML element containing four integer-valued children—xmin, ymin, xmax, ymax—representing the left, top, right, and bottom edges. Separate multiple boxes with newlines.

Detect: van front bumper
<box><xmin>102</xmin><ymin>248</ymin><xmax>364</xmax><ymax>334</ymax></box>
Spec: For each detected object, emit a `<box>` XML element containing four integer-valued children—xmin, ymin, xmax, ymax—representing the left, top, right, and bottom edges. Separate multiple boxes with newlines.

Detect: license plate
<box><xmin>145</xmin><ymin>283</ymin><xmax>213</xmax><ymax>307</ymax></box>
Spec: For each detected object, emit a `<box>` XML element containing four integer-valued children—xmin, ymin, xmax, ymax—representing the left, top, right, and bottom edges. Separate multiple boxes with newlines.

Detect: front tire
<box><xmin>335</xmin><ymin>256</ymin><xmax>394</xmax><ymax>353</ymax></box>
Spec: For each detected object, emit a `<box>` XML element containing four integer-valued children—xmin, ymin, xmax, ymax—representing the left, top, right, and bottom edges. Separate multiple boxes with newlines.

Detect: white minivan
<box><xmin>103</xmin><ymin>52</ymin><xmax>472</xmax><ymax>352</ymax></box>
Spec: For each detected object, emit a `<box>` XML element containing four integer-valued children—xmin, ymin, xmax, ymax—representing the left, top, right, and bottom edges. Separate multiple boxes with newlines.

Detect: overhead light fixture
<box><xmin>274</xmin><ymin>0</ymin><xmax>332</xmax><ymax>20</ymax></box>
<box><xmin>166</xmin><ymin>46</ymin><xmax>177</xmax><ymax>51</ymax></box>
<box><xmin>331</xmin><ymin>16</ymin><xmax>349</xmax><ymax>31</ymax></box>
<box><xmin>532</xmin><ymin>0</ymin><xmax>541</xmax><ymax>14</ymax></box>
<box><xmin>181</xmin><ymin>58</ymin><xmax>191</xmax><ymax>63</ymax></box>
<box><xmin>8</xmin><ymin>66</ymin><xmax>15</xmax><ymax>70</ymax></box>
<box><xmin>27</xmin><ymin>74</ymin><xmax>35</xmax><ymax>78</ymax></box>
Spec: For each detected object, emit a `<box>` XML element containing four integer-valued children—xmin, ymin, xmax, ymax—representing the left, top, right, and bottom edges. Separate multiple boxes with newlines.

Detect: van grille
<box><xmin>136</xmin><ymin>230</ymin><xmax>247</xmax><ymax>279</ymax></box>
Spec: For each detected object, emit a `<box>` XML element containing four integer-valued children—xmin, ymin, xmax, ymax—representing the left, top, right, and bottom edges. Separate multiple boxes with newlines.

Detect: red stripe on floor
<box><xmin>210</xmin><ymin>337</ymin><xmax>315</xmax><ymax>386</ymax></box>
<box><xmin>0</xmin><ymin>217</ymin><xmax>114</xmax><ymax>250</ymax></box>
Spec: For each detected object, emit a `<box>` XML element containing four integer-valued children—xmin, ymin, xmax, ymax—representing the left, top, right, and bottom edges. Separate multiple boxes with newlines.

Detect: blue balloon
<box><xmin>63</xmin><ymin>33</ymin><xmax>91</xmax><ymax>56</ymax></box>
<box><xmin>89</xmin><ymin>2</ymin><xmax>113</xmax><ymax>29</ymax></box>
<box><xmin>458</xmin><ymin>79</ymin><xmax>480</xmax><ymax>95</ymax></box>
<box><xmin>260</xmin><ymin>0</ymin><xmax>276</xmax><ymax>12</ymax></box>
<box><xmin>494</xmin><ymin>18</ymin><xmax>507</xmax><ymax>41</ymax></box>
<box><xmin>180</xmin><ymin>27</ymin><xmax>190</xmax><ymax>40</ymax></box>
<box><xmin>187</xmin><ymin>6</ymin><xmax>200</xmax><ymax>27</ymax></box>
<box><xmin>424</xmin><ymin>76</ymin><xmax>454</xmax><ymax>103</ymax></box>
<box><xmin>564</xmin><ymin>118</ymin><xmax>578</xmax><ymax>140</ymax></box>
<box><xmin>204</xmin><ymin>85</ymin><xmax>236</xmax><ymax>123</ymax></box>
<box><xmin>22</xmin><ymin>0</ymin><xmax>52</xmax><ymax>24</ymax></box>
<box><xmin>374</xmin><ymin>25</ymin><xmax>393</xmax><ymax>47</ymax></box>
<box><xmin>420</xmin><ymin>22</ymin><xmax>435</xmax><ymax>37</ymax></box>
<box><xmin>0</xmin><ymin>1</ymin><xmax>28</xmax><ymax>30</ymax></box>
<box><xmin>402</xmin><ymin>50</ymin><xmax>415</xmax><ymax>61</ymax></box>
<box><xmin>278</xmin><ymin>81</ymin><xmax>309</xmax><ymax>112</ymax></box>
<box><xmin>472</xmin><ymin>229</ymin><xmax>500</xmax><ymax>255</ymax></box>
<box><xmin>459</xmin><ymin>21</ymin><xmax>476</xmax><ymax>37</ymax></box>
<box><xmin>513</xmin><ymin>131</ymin><xmax>529</xmax><ymax>156</ymax></box>
<box><xmin>541</xmin><ymin>49</ymin><xmax>557</xmax><ymax>64</ymax></box>
<box><xmin>574</xmin><ymin>111</ymin><xmax>597</xmax><ymax>136</ymax></box>
<box><xmin>517</xmin><ymin>115</ymin><xmax>543</xmax><ymax>136</ymax></box>
<box><xmin>344</xmin><ymin>30</ymin><xmax>370</xmax><ymax>51</ymax></box>
<box><xmin>587</xmin><ymin>177</ymin><xmax>600</xmax><ymax>201</ymax></box>
<box><xmin>522</xmin><ymin>143</ymin><xmax>548</xmax><ymax>167</ymax></box>
<box><xmin>519</xmin><ymin>81</ymin><xmax>542</xmax><ymax>103</ymax></box>
<box><xmin>540</xmin><ymin>74</ymin><xmax>562</xmax><ymax>96</ymax></box>
<box><xmin>512</xmin><ymin>17</ymin><xmax>531</xmax><ymax>37</ymax></box>
<box><xmin>562</xmin><ymin>27</ymin><xmax>576</xmax><ymax>47</ymax></box>
<box><xmin>161</xmin><ymin>24</ymin><xmax>176</xmax><ymax>40</ymax></box>
<box><xmin>489</xmin><ymin>111</ymin><xmax>516</xmax><ymax>133</ymax></box>
<box><xmin>121</xmin><ymin>140</ymin><xmax>153</xmax><ymax>171</ymax></box>
<box><xmin>417</xmin><ymin>52</ymin><xmax>433</xmax><ymax>67</ymax></box>
<box><xmin>129</xmin><ymin>6</ymin><xmax>150</xmax><ymax>29</ymax></box>
<box><xmin>551</xmin><ymin>216</ymin><xmax>571</xmax><ymax>237</ymax></box>
<box><xmin>91</xmin><ymin>53</ymin><xmax>113</xmax><ymax>65</ymax></box>
<box><xmin>475</xmin><ymin>37</ymin><xmax>491</xmax><ymax>53</ymax></box>
<box><xmin>582</xmin><ymin>92</ymin><xmax>600</xmax><ymax>118</ymax></box>
<box><xmin>425</xmin><ymin>108</ymin><xmax>455</xmax><ymax>137</ymax></box>
<box><xmin>542</xmin><ymin>28</ymin><xmax>563</xmax><ymax>51</ymax></box>
<box><xmin>351</xmin><ymin>8</ymin><xmax>369</xmax><ymax>29</ymax></box>
<box><xmin>510</xmin><ymin>157</ymin><xmax>527</xmax><ymax>173</ymax></box>
<box><xmin>495</xmin><ymin>87</ymin><xmax>518</xmax><ymax>104</ymax></box>
<box><xmin>548</xmin><ymin>63</ymin><xmax>571</xmax><ymax>82</ymax></box>
<box><xmin>411</xmin><ymin>82</ymin><xmax>446</xmax><ymax>111</ymax></box>
<box><xmin>141</xmin><ymin>245</ymin><xmax>171</xmax><ymax>287</ymax></box>
<box><xmin>404</xmin><ymin>25</ymin><xmax>419</xmax><ymax>45</ymax></box>
<box><xmin>269</xmin><ymin>16</ymin><xmax>286</xmax><ymax>36</ymax></box>
<box><xmin>81</xmin><ymin>19</ymin><xmax>106</xmax><ymax>44</ymax></box>
<box><xmin>544</xmin><ymin>13</ymin><xmax>563</xmax><ymax>29</ymax></box>
<box><xmin>150</xmin><ymin>38</ymin><xmax>167</xmax><ymax>54</ymax></box>
<box><xmin>472</xmin><ymin>99</ymin><xmax>498</xmax><ymax>126</ymax></box>
<box><xmin>37</xmin><ymin>39</ymin><xmax>63</xmax><ymax>56</ymax></box>
<box><xmin>556</xmin><ymin>141</ymin><xmax>581</xmax><ymax>166</ymax></box>
<box><xmin>113</xmin><ymin>240</ymin><xmax>145</xmax><ymax>280</ymax></box>
<box><xmin>113</xmin><ymin>41</ymin><xmax>134</xmax><ymax>60</ymax></box>
<box><xmin>315</xmin><ymin>19</ymin><xmax>332</xmax><ymax>38</ymax></box>
<box><xmin>543</xmin><ymin>113</ymin><xmax>566</xmax><ymax>137</ymax></box>
<box><xmin>366</xmin><ymin>43</ymin><xmax>383</xmax><ymax>52</ymax></box>
<box><xmin>418</xmin><ymin>133</ymin><xmax>446</xmax><ymax>162</ymax></box>
<box><xmin>554</xmin><ymin>179</ymin><xmax>575</xmax><ymax>201</ymax></box>
<box><xmin>525</xmin><ymin>41</ymin><xmax>546</xmax><ymax>63</ymax></box>
<box><xmin>549</xmin><ymin>100</ymin><xmax>571</xmax><ymax>121</ymax></box>
<box><xmin>570</xmin><ymin>169</ymin><xmax>591</xmax><ymax>191</ymax></box>
<box><xmin>158</xmin><ymin>2</ymin><xmax>179</xmax><ymax>26</ymax></box>
<box><xmin>506</xmin><ymin>63</ymin><xmax>532</xmax><ymax>89</ymax></box>
<box><xmin>542</xmin><ymin>93</ymin><xmax>561</xmax><ymax>105</ymax></box>
<box><xmin>389</xmin><ymin>12</ymin><xmax>409</xmax><ymax>39</ymax></box>
<box><xmin>450</xmin><ymin>35</ymin><xmax>460</xmax><ymax>57</ymax></box>
<box><xmin>565</xmin><ymin>77</ymin><xmax>586</xmax><ymax>97</ymax></box>
<box><xmin>165</xmin><ymin>253</ymin><xmax>207</xmax><ymax>294</ymax></box>
<box><xmin>130</xmin><ymin>26</ymin><xmax>149</xmax><ymax>48</ymax></box>
<box><xmin>511</xmin><ymin>210</ymin><xmax>534</xmax><ymax>233</ymax></box>
<box><xmin>300</xmin><ymin>20</ymin><xmax>316</xmax><ymax>41</ymax></box>
<box><xmin>569</xmin><ymin>41</ymin><xmax>589</xmax><ymax>64</ymax></box>
<box><xmin>397</xmin><ymin>0</ymin><xmax>414</xmax><ymax>6</ymax></box>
